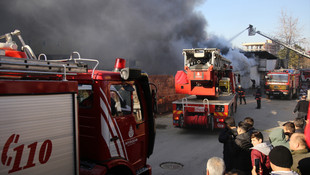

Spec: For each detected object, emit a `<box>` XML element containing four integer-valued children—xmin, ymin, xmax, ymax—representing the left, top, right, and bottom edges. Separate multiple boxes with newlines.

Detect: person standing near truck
<box><xmin>237</xmin><ymin>85</ymin><xmax>246</xmax><ymax>105</ymax></box>
<box><xmin>255</xmin><ymin>88</ymin><xmax>262</xmax><ymax>109</ymax></box>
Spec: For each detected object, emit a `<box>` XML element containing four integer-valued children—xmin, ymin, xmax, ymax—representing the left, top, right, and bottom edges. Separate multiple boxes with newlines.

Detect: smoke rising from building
<box><xmin>199</xmin><ymin>35</ymin><xmax>258</xmax><ymax>88</ymax></box>
<box><xmin>1</xmin><ymin>0</ymin><xmax>257</xmax><ymax>78</ymax></box>
<box><xmin>1</xmin><ymin>0</ymin><xmax>207</xmax><ymax>74</ymax></box>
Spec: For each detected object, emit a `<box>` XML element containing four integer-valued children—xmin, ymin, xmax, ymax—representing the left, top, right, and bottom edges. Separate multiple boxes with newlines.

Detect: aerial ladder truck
<box><xmin>247</xmin><ymin>24</ymin><xmax>310</xmax><ymax>99</ymax></box>
<box><xmin>172</xmin><ymin>48</ymin><xmax>238</xmax><ymax>129</ymax></box>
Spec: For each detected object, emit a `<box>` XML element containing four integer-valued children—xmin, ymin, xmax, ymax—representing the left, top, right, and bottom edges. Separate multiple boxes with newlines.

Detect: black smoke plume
<box><xmin>1</xmin><ymin>0</ymin><xmax>207</xmax><ymax>74</ymax></box>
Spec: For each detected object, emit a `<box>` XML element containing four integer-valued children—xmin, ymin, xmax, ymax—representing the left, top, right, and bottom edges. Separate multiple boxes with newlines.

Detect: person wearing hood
<box><xmin>218</xmin><ymin>117</ymin><xmax>238</xmax><ymax>172</ymax></box>
<box><xmin>268</xmin><ymin>128</ymin><xmax>290</xmax><ymax>149</ymax></box>
<box><xmin>250</xmin><ymin>131</ymin><xmax>272</xmax><ymax>175</ymax></box>
<box><xmin>232</xmin><ymin>121</ymin><xmax>253</xmax><ymax>174</ymax></box>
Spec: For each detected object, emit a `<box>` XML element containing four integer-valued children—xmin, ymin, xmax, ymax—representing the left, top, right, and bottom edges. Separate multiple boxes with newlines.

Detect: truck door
<box><xmin>109</xmin><ymin>82</ymin><xmax>146</xmax><ymax>168</ymax></box>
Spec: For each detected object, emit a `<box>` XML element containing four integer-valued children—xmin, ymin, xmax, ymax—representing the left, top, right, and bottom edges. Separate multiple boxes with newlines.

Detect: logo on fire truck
<box><xmin>129</xmin><ymin>125</ymin><xmax>134</xmax><ymax>138</ymax></box>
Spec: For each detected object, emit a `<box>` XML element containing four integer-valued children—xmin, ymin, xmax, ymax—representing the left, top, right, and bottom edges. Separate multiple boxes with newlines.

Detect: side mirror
<box><xmin>149</xmin><ymin>83</ymin><xmax>158</xmax><ymax>114</ymax></box>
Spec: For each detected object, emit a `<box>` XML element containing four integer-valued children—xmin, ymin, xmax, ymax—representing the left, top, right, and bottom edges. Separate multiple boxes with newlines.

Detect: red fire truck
<box><xmin>172</xmin><ymin>48</ymin><xmax>238</xmax><ymax>129</ymax></box>
<box><xmin>0</xmin><ymin>30</ymin><xmax>156</xmax><ymax>175</ymax></box>
<box><xmin>264</xmin><ymin>69</ymin><xmax>300</xmax><ymax>99</ymax></box>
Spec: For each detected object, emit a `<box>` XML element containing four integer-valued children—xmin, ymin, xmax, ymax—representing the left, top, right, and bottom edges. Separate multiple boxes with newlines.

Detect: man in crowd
<box><xmin>268</xmin><ymin>146</ymin><xmax>298</xmax><ymax>175</ymax></box>
<box><xmin>244</xmin><ymin>117</ymin><xmax>256</xmax><ymax>135</ymax></box>
<box><xmin>269</xmin><ymin>128</ymin><xmax>290</xmax><ymax>149</ymax></box>
<box><xmin>218</xmin><ymin>117</ymin><xmax>237</xmax><ymax>172</ymax></box>
<box><xmin>293</xmin><ymin>95</ymin><xmax>309</xmax><ymax>120</ymax></box>
<box><xmin>206</xmin><ymin>157</ymin><xmax>225</xmax><ymax>175</ymax></box>
<box><xmin>289</xmin><ymin>133</ymin><xmax>310</xmax><ymax>174</ymax></box>
<box><xmin>283</xmin><ymin>122</ymin><xmax>295</xmax><ymax>141</ymax></box>
<box><xmin>232</xmin><ymin>121</ymin><xmax>252</xmax><ymax>174</ymax></box>
<box><xmin>250</xmin><ymin>131</ymin><xmax>271</xmax><ymax>175</ymax></box>
<box><xmin>294</xmin><ymin>117</ymin><xmax>305</xmax><ymax>133</ymax></box>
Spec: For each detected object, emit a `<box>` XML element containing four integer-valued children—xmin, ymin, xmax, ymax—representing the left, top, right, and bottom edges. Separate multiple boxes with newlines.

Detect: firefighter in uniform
<box><xmin>237</xmin><ymin>85</ymin><xmax>246</xmax><ymax>105</ymax></box>
<box><xmin>255</xmin><ymin>88</ymin><xmax>262</xmax><ymax>109</ymax></box>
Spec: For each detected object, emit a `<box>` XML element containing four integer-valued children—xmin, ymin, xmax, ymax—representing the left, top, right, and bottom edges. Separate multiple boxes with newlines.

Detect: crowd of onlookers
<box><xmin>206</xmin><ymin>116</ymin><xmax>310</xmax><ymax>175</ymax></box>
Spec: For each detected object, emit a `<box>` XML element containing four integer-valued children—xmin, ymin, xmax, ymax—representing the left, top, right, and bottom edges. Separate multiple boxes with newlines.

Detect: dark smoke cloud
<box><xmin>1</xmin><ymin>0</ymin><xmax>207</xmax><ymax>74</ymax></box>
<box><xmin>199</xmin><ymin>35</ymin><xmax>258</xmax><ymax>88</ymax></box>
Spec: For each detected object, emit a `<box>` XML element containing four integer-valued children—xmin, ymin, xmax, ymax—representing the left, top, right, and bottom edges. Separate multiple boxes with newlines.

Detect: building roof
<box><xmin>242</xmin><ymin>50</ymin><xmax>278</xmax><ymax>60</ymax></box>
<box><xmin>242</xmin><ymin>42</ymin><xmax>265</xmax><ymax>46</ymax></box>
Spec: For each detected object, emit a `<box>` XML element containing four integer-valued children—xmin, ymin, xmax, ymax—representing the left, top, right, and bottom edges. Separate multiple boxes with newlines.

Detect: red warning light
<box><xmin>114</xmin><ymin>58</ymin><xmax>126</xmax><ymax>72</ymax></box>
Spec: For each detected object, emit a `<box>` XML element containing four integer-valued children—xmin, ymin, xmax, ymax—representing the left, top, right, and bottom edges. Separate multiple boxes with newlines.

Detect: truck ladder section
<box><xmin>183</xmin><ymin>48</ymin><xmax>232</xmax><ymax>71</ymax></box>
<box><xmin>0</xmin><ymin>51</ymin><xmax>100</xmax><ymax>80</ymax></box>
<box><xmin>0</xmin><ymin>29</ymin><xmax>100</xmax><ymax>80</ymax></box>
<box><xmin>248</xmin><ymin>25</ymin><xmax>310</xmax><ymax>59</ymax></box>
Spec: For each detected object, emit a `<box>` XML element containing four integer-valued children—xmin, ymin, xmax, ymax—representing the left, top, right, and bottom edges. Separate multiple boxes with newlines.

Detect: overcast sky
<box><xmin>195</xmin><ymin>0</ymin><xmax>310</xmax><ymax>50</ymax></box>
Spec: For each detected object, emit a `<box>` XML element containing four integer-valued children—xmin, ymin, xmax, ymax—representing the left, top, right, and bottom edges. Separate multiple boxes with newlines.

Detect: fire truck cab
<box><xmin>0</xmin><ymin>30</ymin><xmax>156</xmax><ymax>175</ymax></box>
<box><xmin>74</xmin><ymin>61</ymin><xmax>156</xmax><ymax>175</ymax></box>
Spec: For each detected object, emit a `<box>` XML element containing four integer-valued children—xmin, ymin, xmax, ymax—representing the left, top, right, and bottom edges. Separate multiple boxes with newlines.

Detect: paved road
<box><xmin>147</xmin><ymin>93</ymin><xmax>299</xmax><ymax>175</ymax></box>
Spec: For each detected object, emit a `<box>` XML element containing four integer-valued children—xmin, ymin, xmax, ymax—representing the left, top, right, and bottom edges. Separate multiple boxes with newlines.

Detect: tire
<box><xmin>230</xmin><ymin>105</ymin><xmax>235</xmax><ymax>117</ymax></box>
<box><xmin>179</xmin><ymin>114</ymin><xmax>184</xmax><ymax>128</ymax></box>
<box><xmin>208</xmin><ymin>115</ymin><xmax>214</xmax><ymax>131</ymax></box>
<box><xmin>287</xmin><ymin>91</ymin><xmax>293</xmax><ymax>100</ymax></box>
<box><xmin>295</xmin><ymin>88</ymin><xmax>300</xmax><ymax>99</ymax></box>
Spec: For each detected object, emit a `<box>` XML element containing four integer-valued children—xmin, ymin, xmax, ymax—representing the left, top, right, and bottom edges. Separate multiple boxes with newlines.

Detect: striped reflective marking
<box><xmin>214</xmin><ymin>112</ymin><xmax>228</xmax><ymax>117</ymax></box>
<box><xmin>99</xmin><ymin>88</ymin><xmax>128</xmax><ymax>159</ymax></box>
<box><xmin>173</xmin><ymin>110</ymin><xmax>183</xmax><ymax>115</ymax></box>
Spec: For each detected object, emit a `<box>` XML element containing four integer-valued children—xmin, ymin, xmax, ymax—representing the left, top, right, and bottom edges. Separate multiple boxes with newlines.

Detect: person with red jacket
<box><xmin>250</xmin><ymin>131</ymin><xmax>272</xmax><ymax>175</ymax></box>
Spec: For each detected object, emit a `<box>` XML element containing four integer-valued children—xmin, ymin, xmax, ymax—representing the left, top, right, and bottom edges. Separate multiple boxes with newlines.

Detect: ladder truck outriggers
<box><xmin>0</xmin><ymin>30</ymin><xmax>156</xmax><ymax>175</ymax></box>
<box><xmin>172</xmin><ymin>48</ymin><xmax>238</xmax><ymax>129</ymax></box>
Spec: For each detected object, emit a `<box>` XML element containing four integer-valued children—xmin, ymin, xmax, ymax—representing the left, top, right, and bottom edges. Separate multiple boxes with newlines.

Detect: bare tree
<box><xmin>276</xmin><ymin>10</ymin><xmax>306</xmax><ymax>68</ymax></box>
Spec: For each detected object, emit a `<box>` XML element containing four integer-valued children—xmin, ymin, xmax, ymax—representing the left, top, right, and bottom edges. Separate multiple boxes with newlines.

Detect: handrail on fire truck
<box><xmin>49</xmin><ymin>51</ymin><xmax>100</xmax><ymax>79</ymax></box>
<box><xmin>0</xmin><ymin>30</ymin><xmax>101</xmax><ymax>80</ymax></box>
<box><xmin>181</xmin><ymin>97</ymin><xmax>210</xmax><ymax>116</ymax></box>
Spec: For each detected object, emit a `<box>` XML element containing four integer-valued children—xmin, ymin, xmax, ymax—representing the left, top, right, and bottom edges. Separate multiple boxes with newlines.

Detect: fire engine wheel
<box><xmin>287</xmin><ymin>91</ymin><xmax>293</xmax><ymax>100</ymax></box>
<box><xmin>294</xmin><ymin>89</ymin><xmax>300</xmax><ymax>99</ymax></box>
<box><xmin>179</xmin><ymin>114</ymin><xmax>184</xmax><ymax>128</ymax></box>
<box><xmin>208</xmin><ymin>115</ymin><xmax>214</xmax><ymax>131</ymax></box>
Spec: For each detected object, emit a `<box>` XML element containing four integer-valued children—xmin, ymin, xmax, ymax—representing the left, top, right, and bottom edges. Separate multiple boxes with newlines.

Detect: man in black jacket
<box><xmin>232</xmin><ymin>121</ymin><xmax>253</xmax><ymax>174</ymax></box>
<box><xmin>218</xmin><ymin>117</ymin><xmax>237</xmax><ymax>172</ymax></box>
<box><xmin>293</xmin><ymin>95</ymin><xmax>309</xmax><ymax>120</ymax></box>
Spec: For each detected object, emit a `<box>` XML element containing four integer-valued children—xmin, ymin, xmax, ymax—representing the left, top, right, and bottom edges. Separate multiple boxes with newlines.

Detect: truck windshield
<box><xmin>267</xmin><ymin>74</ymin><xmax>288</xmax><ymax>83</ymax></box>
